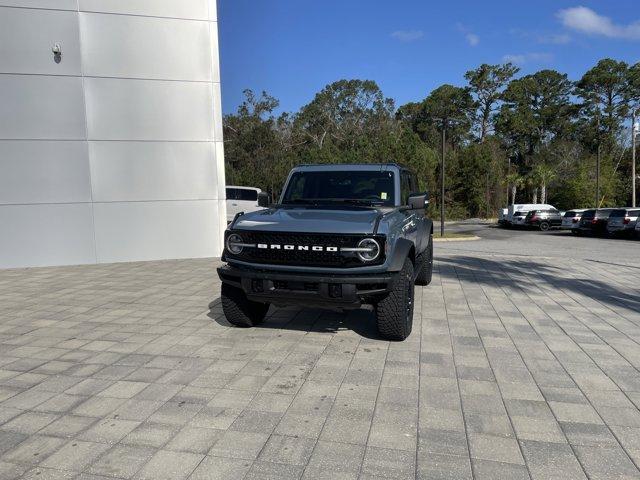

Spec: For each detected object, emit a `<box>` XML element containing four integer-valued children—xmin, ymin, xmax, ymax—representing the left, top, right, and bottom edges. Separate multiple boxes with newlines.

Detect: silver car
<box><xmin>511</xmin><ymin>211</ymin><xmax>527</xmax><ymax>227</ymax></box>
<box><xmin>607</xmin><ymin>208</ymin><xmax>640</xmax><ymax>237</ymax></box>
<box><xmin>561</xmin><ymin>209</ymin><xmax>588</xmax><ymax>231</ymax></box>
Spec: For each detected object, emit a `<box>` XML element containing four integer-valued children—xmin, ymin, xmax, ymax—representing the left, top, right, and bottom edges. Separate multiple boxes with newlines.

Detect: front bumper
<box><xmin>217</xmin><ymin>264</ymin><xmax>396</xmax><ymax>309</ymax></box>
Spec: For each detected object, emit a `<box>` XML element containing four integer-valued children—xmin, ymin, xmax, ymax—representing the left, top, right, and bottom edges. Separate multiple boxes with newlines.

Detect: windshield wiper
<box><xmin>281</xmin><ymin>198</ymin><xmax>323</xmax><ymax>205</ymax></box>
<box><xmin>333</xmin><ymin>199</ymin><xmax>384</xmax><ymax>206</ymax></box>
<box><xmin>282</xmin><ymin>198</ymin><xmax>383</xmax><ymax>207</ymax></box>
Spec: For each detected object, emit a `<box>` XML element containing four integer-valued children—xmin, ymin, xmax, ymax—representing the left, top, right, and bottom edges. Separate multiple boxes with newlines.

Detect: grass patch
<box><xmin>434</xmin><ymin>232</ymin><xmax>476</xmax><ymax>239</ymax></box>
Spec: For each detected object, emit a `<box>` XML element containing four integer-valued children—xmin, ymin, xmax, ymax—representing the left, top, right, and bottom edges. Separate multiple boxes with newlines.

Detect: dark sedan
<box><xmin>575</xmin><ymin>208</ymin><xmax>615</xmax><ymax>236</ymax></box>
<box><xmin>524</xmin><ymin>209</ymin><xmax>563</xmax><ymax>231</ymax></box>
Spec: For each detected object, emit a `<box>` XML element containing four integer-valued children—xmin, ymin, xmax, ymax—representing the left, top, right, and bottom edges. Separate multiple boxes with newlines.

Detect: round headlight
<box><xmin>226</xmin><ymin>233</ymin><xmax>244</xmax><ymax>255</ymax></box>
<box><xmin>357</xmin><ymin>238</ymin><xmax>380</xmax><ymax>262</ymax></box>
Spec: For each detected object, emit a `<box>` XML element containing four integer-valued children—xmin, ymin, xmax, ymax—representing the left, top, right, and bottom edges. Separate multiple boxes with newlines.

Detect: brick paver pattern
<box><xmin>0</xmin><ymin>253</ymin><xmax>639</xmax><ymax>479</ymax></box>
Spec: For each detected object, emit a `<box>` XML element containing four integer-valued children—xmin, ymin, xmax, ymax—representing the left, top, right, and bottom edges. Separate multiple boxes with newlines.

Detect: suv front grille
<box><xmin>225</xmin><ymin>231</ymin><xmax>385</xmax><ymax>268</ymax></box>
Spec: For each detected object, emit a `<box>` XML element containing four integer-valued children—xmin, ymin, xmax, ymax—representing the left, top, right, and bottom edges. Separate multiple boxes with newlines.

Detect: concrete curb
<box><xmin>433</xmin><ymin>236</ymin><xmax>481</xmax><ymax>242</ymax></box>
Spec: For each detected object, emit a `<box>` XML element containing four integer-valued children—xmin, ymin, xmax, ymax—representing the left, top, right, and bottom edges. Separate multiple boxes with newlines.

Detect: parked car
<box><xmin>226</xmin><ymin>186</ymin><xmax>268</xmax><ymax>222</ymax></box>
<box><xmin>218</xmin><ymin>163</ymin><xmax>432</xmax><ymax>341</ymax></box>
<box><xmin>507</xmin><ymin>203</ymin><xmax>556</xmax><ymax>226</ymax></box>
<box><xmin>607</xmin><ymin>208</ymin><xmax>640</xmax><ymax>237</ymax></box>
<box><xmin>575</xmin><ymin>208</ymin><xmax>615</xmax><ymax>236</ymax></box>
<box><xmin>524</xmin><ymin>209</ymin><xmax>562</xmax><ymax>230</ymax></box>
<box><xmin>561</xmin><ymin>209</ymin><xmax>588</xmax><ymax>232</ymax></box>
<box><xmin>511</xmin><ymin>211</ymin><xmax>528</xmax><ymax>227</ymax></box>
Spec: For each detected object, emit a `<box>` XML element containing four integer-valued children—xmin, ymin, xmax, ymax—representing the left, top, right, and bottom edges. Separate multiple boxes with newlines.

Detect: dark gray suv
<box><xmin>524</xmin><ymin>208</ymin><xmax>562</xmax><ymax>231</ymax></box>
<box><xmin>217</xmin><ymin>164</ymin><xmax>433</xmax><ymax>341</ymax></box>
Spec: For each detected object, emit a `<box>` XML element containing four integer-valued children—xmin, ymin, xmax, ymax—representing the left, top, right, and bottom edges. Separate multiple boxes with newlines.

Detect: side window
<box><xmin>237</xmin><ymin>189</ymin><xmax>258</xmax><ymax>201</ymax></box>
<box><xmin>400</xmin><ymin>172</ymin><xmax>411</xmax><ymax>205</ymax></box>
<box><xmin>225</xmin><ymin>188</ymin><xmax>237</xmax><ymax>200</ymax></box>
<box><xmin>409</xmin><ymin>173</ymin><xmax>419</xmax><ymax>193</ymax></box>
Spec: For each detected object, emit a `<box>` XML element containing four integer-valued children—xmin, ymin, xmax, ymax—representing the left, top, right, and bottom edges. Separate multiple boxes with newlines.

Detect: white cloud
<box><xmin>538</xmin><ymin>33</ymin><xmax>571</xmax><ymax>45</ymax></box>
<box><xmin>502</xmin><ymin>54</ymin><xmax>526</xmax><ymax>65</ymax></box>
<box><xmin>456</xmin><ymin>23</ymin><xmax>479</xmax><ymax>47</ymax></box>
<box><xmin>557</xmin><ymin>6</ymin><xmax>640</xmax><ymax>40</ymax></box>
<box><xmin>390</xmin><ymin>30</ymin><xmax>424</xmax><ymax>42</ymax></box>
<box><xmin>509</xmin><ymin>28</ymin><xmax>571</xmax><ymax>45</ymax></box>
<box><xmin>502</xmin><ymin>52</ymin><xmax>554</xmax><ymax>65</ymax></box>
<box><xmin>465</xmin><ymin>33</ymin><xmax>480</xmax><ymax>46</ymax></box>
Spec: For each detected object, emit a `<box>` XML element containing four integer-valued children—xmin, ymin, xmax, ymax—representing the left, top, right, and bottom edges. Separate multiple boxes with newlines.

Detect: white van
<box><xmin>498</xmin><ymin>208</ymin><xmax>509</xmax><ymax>225</ymax></box>
<box><xmin>508</xmin><ymin>204</ymin><xmax>556</xmax><ymax>226</ymax></box>
<box><xmin>226</xmin><ymin>186</ymin><xmax>265</xmax><ymax>222</ymax></box>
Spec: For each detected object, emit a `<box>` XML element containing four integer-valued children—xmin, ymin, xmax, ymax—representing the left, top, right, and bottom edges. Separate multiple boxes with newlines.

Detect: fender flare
<box><xmin>387</xmin><ymin>238</ymin><xmax>415</xmax><ymax>272</ymax></box>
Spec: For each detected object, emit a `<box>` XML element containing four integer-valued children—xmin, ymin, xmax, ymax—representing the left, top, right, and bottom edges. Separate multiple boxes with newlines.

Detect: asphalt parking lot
<box><xmin>0</xmin><ymin>226</ymin><xmax>639</xmax><ymax>479</ymax></box>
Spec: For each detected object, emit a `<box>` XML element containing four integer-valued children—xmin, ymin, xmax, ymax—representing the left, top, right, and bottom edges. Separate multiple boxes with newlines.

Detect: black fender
<box><xmin>387</xmin><ymin>238</ymin><xmax>416</xmax><ymax>272</ymax></box>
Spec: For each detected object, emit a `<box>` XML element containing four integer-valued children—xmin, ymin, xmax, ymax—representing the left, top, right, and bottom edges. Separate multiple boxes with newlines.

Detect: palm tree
<box><xmin>525</xmin><ymin>172</ymin><xmax>539</xmax><ymax>203</ymax></box>
<box><xmin>531</xmin><ymin>164</ymin><xmax>556</xmax><ymax>204</ymax></box>
<box><xmin>504</xmin><ymin>173</ymin><xmax>524</xmax><ymax>204</ymax></box>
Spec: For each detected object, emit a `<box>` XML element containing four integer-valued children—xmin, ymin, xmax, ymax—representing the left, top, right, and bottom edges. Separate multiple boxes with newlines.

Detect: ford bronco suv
<box><xmin>217</xmin><ymin>164</ymin><xmax>433</xmax><ymax>340</ymax></box>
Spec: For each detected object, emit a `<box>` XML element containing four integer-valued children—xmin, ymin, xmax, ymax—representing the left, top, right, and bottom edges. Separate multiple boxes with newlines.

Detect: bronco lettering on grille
<box><xmin>256</xmin><ymin>244</ymin><xmax>338</xmax><ymax>252</ymax></box>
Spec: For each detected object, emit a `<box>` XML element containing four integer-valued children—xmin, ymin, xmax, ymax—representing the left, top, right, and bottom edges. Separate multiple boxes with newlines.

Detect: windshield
<box><xmin>281</xmin><ymin>170</ymin><xmax>396</xmax><ymax>206</ymax></box>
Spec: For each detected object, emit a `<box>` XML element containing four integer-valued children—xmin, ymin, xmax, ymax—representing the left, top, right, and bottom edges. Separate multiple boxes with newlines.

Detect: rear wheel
<box><xmin>221</xmin><ymin>283</ymin><xmax>269</xmax><ymax>327</ymax></box>
<box><xmin>415</xmin><ymin>236</ymin><xmax>433</xmax><ymax>286</ymax></box>
<box><xmin>539</xmin><ymin>221</ymin><xmax>550</xmax><ymax>231</ymax></box>
<box><xmin>375</xmin><ymin>258</ymin><xmax>414</xmax><ymax>341</ymax></box>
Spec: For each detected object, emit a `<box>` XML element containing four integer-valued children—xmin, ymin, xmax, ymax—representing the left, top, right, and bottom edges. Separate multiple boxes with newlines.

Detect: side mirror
<box><xmin>257</xmin><ymin>192</ymin><xmax>270</xmax><ymax>207</ymax></box>
<box><xmin>407</xmin><ymin>192</ymin><xmax>428</xmax><ymax>209</ymax></box>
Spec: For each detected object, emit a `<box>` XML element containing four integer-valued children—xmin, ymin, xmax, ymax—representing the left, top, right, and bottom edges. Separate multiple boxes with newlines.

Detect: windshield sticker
<box><xmin>381</xmin><ymin>192</ymin><xmax>388</xmax><ymax>200</ymax></box>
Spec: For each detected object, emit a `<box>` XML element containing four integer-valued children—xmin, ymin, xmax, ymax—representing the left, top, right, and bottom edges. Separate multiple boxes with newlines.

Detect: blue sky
<box><xmin>218</xmin><ymin>0</ymin><xmax>640</xmax><ymax>115</ymax></box>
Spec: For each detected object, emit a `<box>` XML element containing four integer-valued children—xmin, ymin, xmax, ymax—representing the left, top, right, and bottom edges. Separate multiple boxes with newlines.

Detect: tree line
<box><xmin>223</xmin><ymin>58</ymin><xmax>640</xmax><ymax>218</ymax></box>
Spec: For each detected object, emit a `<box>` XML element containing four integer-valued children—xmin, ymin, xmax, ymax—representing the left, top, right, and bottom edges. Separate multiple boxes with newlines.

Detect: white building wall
<box><xmin>0</xmin><ymin>1</ymin><xmax>226</xmax><ymax>268</ymax></box>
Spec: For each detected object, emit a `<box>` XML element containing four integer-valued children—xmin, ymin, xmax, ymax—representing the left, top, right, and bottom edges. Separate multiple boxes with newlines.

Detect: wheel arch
<box><xmin>388</xmin><ymin>238</ymin><xmax>416</xmax><ymax>271</ymax></box>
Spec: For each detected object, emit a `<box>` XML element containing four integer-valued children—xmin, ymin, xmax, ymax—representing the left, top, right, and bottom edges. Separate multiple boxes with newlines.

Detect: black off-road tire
<box><xmin>415</xmin><ymin>236</ymin><xmax>433</xmax><ymax>286</ymax></box>
<box><xmin>375</xmin><ymin>258</ymin><xmax>415</xmax><ymax>341</ymax></box>
<box><xmin>221</xmin><ymin>283</ymin><xmax>269</xmax><ymax>327</ymax></box>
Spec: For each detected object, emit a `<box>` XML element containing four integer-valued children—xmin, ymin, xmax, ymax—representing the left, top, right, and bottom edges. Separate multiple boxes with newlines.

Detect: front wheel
<box><xmin>415</xmin><ymin>236</ymin><xmax>433</xmax><ymax>286</ymax></box>
<box><xmin>375</xmin><ymin>258</ymin><xmax>415</xmax><ymax>341</ymax></box>
<box><xmin>221</xmin><ymin>283</ymin><xmax>269</xmax><ymax>327</ymax></box>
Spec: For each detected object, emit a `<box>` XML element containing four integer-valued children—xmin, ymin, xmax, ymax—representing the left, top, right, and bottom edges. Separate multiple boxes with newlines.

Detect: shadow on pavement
<box><xmin>437</xmin><ymin>255</ymin><xmax>640</xmax><ymax>314</ymax></box>
<box><xmin>207</xmin><ymin>302</ymin><xmax>384</xmax><ymax>340</ymax></box>
<box><xmin>208</xmin><ymin>254</ymin><xmax>639</xmax><ymax>338</ymax></box>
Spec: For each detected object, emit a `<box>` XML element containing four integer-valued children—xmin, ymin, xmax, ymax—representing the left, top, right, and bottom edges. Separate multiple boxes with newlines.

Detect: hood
<box><xmin>231</xmin><ymin>207</ymin><xmax>382</xmax><ymax>234</ymax></box>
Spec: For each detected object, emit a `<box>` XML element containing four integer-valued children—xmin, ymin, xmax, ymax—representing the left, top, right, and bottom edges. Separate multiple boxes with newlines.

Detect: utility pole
<box><xmin>506</xmin><ymin>157</ymin><xmax>511</xmax><ymax>204</ymax></box>
<box><xmin>440</xmin><ymin>124</ymin><xmax>446</xmax><ymax>237</ymax></box>
<box><xmin>596</xmin><ymin>113</ymin><xmax>601</xmax><ymax>208</ymax></box>
<box><xmin>633</xmin><ymin>110</ymin><xmax>638</xmax><ymax>208</ymax></box>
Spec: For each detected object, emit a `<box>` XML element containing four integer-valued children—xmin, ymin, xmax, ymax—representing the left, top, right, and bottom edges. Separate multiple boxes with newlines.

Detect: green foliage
<box><xmin>465</xmin><ymin>63</ymin><xmax>519</xmax><ymax>141</ymax></box>
<box><xmin>224</xmin><ymin>59</ymin><xmax>637</xmax><ymax>218</ymax></box>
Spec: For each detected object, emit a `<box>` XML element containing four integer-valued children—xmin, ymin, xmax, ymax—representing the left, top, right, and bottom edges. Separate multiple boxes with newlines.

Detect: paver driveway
<box><xmin>0</xmin><ymin>229</ymin><xmax>639</xmax><ymax>479</ymax></box>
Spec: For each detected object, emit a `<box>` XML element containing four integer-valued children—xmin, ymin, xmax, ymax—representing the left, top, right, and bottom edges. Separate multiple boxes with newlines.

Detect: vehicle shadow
<box><xmin>437</xmin><ymin>255</ymin><xmax>640</xmax><ymax>314</ymax></box>
<box><xmin>207</xmin><ymin>254</ymin><xmax>640</xmax><ymax>338</ymax></box>
<box><xmin>207</xmin><ymin>300</ymin><xmax>384</xmax><ymax>340</ymax></box>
